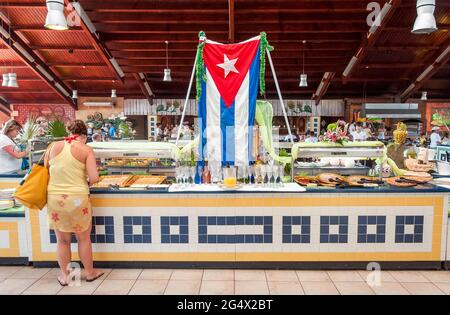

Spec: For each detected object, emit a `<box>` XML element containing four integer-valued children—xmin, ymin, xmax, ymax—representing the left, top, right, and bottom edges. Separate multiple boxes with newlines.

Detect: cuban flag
<box><xmin>198</xmin><ymin>35</ymin><xmax>261</xmax><ymax>166</ymax></box>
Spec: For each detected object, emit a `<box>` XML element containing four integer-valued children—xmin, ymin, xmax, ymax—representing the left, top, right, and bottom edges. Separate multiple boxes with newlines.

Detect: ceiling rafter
<box><xmin>0</xmin><ymin>13</ymin><xmax>76</xmax><ymax>108</ymax></box>
<box><xmin>400</xmin><ymin>35</ymin><xmax>450</xmax><ymax>102</ymax></box>
<box><xmin>133</xmin><ymin>73</ymin><xmax>154</xmax><ymax>104</ymax></box>
<box><xmin>342</xmin><ymin>0</ymin><xmax>402</xmax><ymax>84</ymax></box>
<box><xmin>66</xmin><ymin>0</ymin><xmax>125</xmax><ymax>83</ymax></box>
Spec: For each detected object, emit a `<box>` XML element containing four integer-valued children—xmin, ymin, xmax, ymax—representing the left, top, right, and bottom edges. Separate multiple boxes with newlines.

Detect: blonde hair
<box><xmin>2</xmin><ymin>119</ymin><xmax>21</xmax><ymax>136</ymax></box>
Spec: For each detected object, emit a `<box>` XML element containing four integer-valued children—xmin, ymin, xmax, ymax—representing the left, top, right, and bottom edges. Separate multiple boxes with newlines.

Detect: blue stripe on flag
<box><xmin>221</xmin><ymin>98</ymin><xmax>235</xmax><ymax>166</ymax></box>
<box><xmin>248</xmin><ymin>44</ymin><xmax>260</xmax><ymax>163</ymax></box>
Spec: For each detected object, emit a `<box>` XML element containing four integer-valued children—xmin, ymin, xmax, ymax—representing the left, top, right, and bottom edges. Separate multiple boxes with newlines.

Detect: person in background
<box><xmin>351</xmin><ymin>122</ymin><xmax>367</xmax><ymax>141</ymax></box>
<box><xmin>305</xmin><ymin>131</ymin><xmax>318</xmax><ymax>143</ymax></box>
<box><xmin>364</xmin><ymin>123</ymin><xmax>374</xmax><ymax>140</ymax></box>
<box><xmin>442</xmin><ymin>132</ymin><xmax>449</xmax><ymax>145</ymax></box>
<box><xmin>430</xmin><ymin>128</ymin><xmax>442</xmax><ymax>148</ymax></box>
<box><xmin>46</xmin><ymin>120</ymin><xmax>103</xmax><ymax>286</ymax></box>
<box><xmin>92</xmin><ymin>133</ymin><xmax>102</xmax><ymax>143</ymax></box>
<box><xmin>419</xmin><ymin>132</ymin><xmax>428</xmax><ymax>147</ymax></box>
<box><xmin>108</xmin><ymin>123</ymin><xmax>116</xmax><ymax>139</ymax></box>
<box><xmin>0</xmin><ymin>120</ymin><xmax>28</xmax><ymax>174</ymax></box>
<box><xmin>348</xmin><ymin>121</ymin><xmax>356</xmax><ymax>135</ymax></box>
<box><xmin>377</xmin><ymin>125</ymin><xmax>386</xmax><ymax>141</ymax></box>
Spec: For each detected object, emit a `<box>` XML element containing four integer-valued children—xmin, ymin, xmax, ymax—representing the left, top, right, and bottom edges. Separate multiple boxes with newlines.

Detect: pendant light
<box><xmin>7</xmin><ymin>73</ymin><xmax>18</xmax><ymax>88</ymax></box>
<box><xmin>412</xmin><ymin>0</ymin><xmax>438</xmax><ymax>34</ymax></box>
<box><xmin>1</xmin><ymin>73</ymin><xmax>8</xmax><ymax>87</ymax></box>
<box><xmin>45</xmin><ymin>0</ymin><xmax>68</xmax><ymax>30</ymax></box>
<box><xmin>163</xmin><ymin>41</ymin><xmax>172</xmax><ymax>82</ymax></box>
<box><xmin>111</xmin><ymin>89</ymin><xmax>117</xmax><ymax>98</ymax></box>
<box><xmin>72</xmin><ymin>89</ymin><xmax>78</xmax><ymax>99</ymax></box>
<box><xmin>421</xmin><ymin>91</ymin><xmax>428</xmax><ymax>101</ymax></box>
<box><xmin>4</xmin><ymin>7</ymin><xmax>18</xmax><ymax>88</ymax></box>
<box><xmin>299</xmin><ymin>40</ymin><xmax>308</xmax><ymax>87</ymax></box>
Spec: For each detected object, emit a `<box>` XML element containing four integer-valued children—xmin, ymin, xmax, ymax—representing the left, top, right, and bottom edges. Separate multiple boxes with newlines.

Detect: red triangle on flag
<box><xmin>203</xmin><ymin>39</ymin><xmax>260</xmax><ymax>108</ymax></box>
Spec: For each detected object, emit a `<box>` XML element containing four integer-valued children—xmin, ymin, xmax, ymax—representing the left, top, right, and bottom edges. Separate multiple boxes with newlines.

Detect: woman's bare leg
<box><xmin>55</xmin><ymin>230</ymin><xmax>72</xmax><ymax>283</ymax></box>
<box><xmin>75</xmin><ymin>225</ymin><xmax>102</xmax><ymax>280</ymax></box>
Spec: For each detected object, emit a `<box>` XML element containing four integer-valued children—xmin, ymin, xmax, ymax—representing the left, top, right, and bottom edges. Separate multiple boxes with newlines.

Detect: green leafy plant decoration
<box><xmin>47</xmin><ymin>120</ymin><xmax>68</xmax><ymax>138</ymax></box>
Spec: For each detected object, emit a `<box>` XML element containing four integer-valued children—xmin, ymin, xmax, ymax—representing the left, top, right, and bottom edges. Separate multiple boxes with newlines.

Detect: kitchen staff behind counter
<box><xmin>0</xmin><ymin>120</ymin><xmax>28</xmax><ymax>174</ymax></box>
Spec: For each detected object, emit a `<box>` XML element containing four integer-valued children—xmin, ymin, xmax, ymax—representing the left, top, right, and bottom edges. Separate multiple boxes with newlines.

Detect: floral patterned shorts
<box><xmin>47</xmin><ymin>194</ymin><xmax>91</xmax><ymax>233</ymax></box>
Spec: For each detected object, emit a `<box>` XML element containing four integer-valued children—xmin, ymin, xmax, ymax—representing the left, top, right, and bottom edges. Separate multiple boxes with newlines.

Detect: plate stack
<box><xmin>0</xmin><ymin>189</ymin><xmax>17</xmax><ymax>210</ymax></box>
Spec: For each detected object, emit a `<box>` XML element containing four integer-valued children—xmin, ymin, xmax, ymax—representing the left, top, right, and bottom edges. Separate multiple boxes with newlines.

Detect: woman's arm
<box><xmin>85</xmin><ymin>147</ymin><xmax>100</xmax><ymax>186</ymax></box>
<box><xmin>2</xmin><ymin>145</ymin><xmax>28</xmax><ymax>159</ymax></box>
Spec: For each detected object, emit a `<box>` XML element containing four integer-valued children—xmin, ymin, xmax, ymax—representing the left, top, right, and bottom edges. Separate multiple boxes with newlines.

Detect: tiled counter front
<box><xmin>0</xmin><ymin>216</ymin><xmax>29</xmax><ymax>264</ymax></box>
<box><xmin>25</xmin><ymin>192</ymin><xmax>449</xmax><ymax>267</ymax></box>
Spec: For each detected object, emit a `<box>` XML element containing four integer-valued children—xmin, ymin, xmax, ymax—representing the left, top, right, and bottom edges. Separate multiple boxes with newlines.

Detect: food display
<box><xmin>91</xmin><ymin>175</ymin><xmax>135</xmax><ymax>188</ymax></box>
<box><xmin>129</xmin><ymin>175</ymin><xmax>167</xmax><ymax>187</ymax></box>
<box><xmin>106</xmin><ymin>158</ymin><xmax>153</xmax><ymax>168</ymax></box>
<box><xmin>404</xmin><ymin>158</ymin><xmax>435</xmax><ymax>172</ymax></box>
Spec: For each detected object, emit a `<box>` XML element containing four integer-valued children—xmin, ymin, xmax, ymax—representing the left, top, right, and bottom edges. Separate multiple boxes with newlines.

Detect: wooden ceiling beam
<box><xmin>66</xmin><ymin>0</ymin><xmax>125</xmax><ymax>83</ymax></box>
<box><xmin>0</xmin><ymin>16</ymin><xmax>76</xmax><ymax>109</ymax></box>
<box><xmin>312</xmin><ymin>72</ymin><xmax>336</xmax><ymax>104</ymax></box>
<box><xmin>0</xmin><ymin>96</ymin><xmax>11</xmax><ymax>116</ymax></box>
<box><xmin>400</xmin><ymin>36</ymin><xmax>450</xmax><ymax>102</ymax></box>
<box><xmin>133</xmin><ymin>73</ymin><xmax>154</xmax><ymax>104</ymax></box>
<box><xmin>342</xmin><ymin>0</ymin><xmax>402</xmax><ymax>83</ymax></box>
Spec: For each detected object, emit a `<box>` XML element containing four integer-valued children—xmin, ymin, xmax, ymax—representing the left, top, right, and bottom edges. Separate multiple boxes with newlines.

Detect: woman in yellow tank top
<box><xmin>45</xmin><ymin>120</ymin><xmax>103</xmax><ymax>286</ymax></box>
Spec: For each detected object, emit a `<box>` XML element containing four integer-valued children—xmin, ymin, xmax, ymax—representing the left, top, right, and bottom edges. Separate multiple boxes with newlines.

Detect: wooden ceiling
<box><xmin>0</xmin><ymin>0</ymin><xmax>449</xmax><ymax>108</ymax></box>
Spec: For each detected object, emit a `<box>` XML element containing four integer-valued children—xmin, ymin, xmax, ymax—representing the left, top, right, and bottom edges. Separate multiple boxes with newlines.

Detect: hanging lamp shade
<box><xmin>7</xmin><ymin>73</ymin><xmax>18</xmax><ymax>88</ymax></box>
<box><xmin>111</xmin><ymin>89</ymin><xmax>117</xmax><ymax>98</ymax></box>
<box><xmin>421</xmin><ymin>91</ymin><xmax>428</xmax><ymax>101</ymax></box>
<box><xmin>2</xmin><ymin>74</ymin><xmax>9</xmax><ymax>87</ymax></box>
<box><xmin>163</xmin><ymin>41</ymin><xmax>172</xmax><ymax>82</ymax></box>
<box><xmin>163</xmin><ymin>69</ymin><xmax>172</xmax><ymax>82</ymax></box>
<box><xmin>412</xmin><ymin>0</ymin><xmax>437</xmax><ymax>34</ymax></box>
<box><xmin>72</xmin><ymin>90</ymin><xmax>78</xmax><ymax>99</ymax></box>
<box><xmin>45</xmin><ymin>0</ymin><xmax>68</xmax><ymax>30</ymax></box>
<box><xmin>299</xmin><ymin>74</ymin><xmax>308</xmax><ymax>87</ymax></box>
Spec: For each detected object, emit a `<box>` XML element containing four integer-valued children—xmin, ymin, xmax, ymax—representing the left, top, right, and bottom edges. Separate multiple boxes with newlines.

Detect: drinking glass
<box><xmin>247</xmin><ymin>165</ymin><xmax>254</xmax><ymax>185</ymax></box>
<box><xmin>267</xmin><ymin>165</ymin><xmax>274</xmax><ymax>187</ymax></box>
<box><xmin>273</xmin><ymin>165</ymin><xmax>280</xmax><ymax>187</ymax></box>
<box><xmin>278</xmin><ymin>165</ymin><xmax>285</xmax><ymax>187</ymax></box>
<box><xmin>189</xmin><ymin>166</ymin><xmax>196</xmax><ymax>187</ymax></box>
<box><xmin>197</xmin><ymin>165</ymin><xmax>203</xmax><ymax>185</ymax></box>
<box><xmin>261</xmin><ymin>165</ymin><xmax>268</xmax><ymax>187</ymax></box>
<box><xmin>182</xmin><ymin>166</ymin><xmax>189</xmax><ymax>187</ymax></box>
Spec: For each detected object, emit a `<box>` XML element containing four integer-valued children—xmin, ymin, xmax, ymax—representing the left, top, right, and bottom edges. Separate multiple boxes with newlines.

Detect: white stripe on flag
<box><xmin>205</xmin><ymin>68</ymin><xmax>222</xmax><ymax>163</ymax></box>
<box><xmin>234</xmin><ymin>71</ymin><xmax>250</xmax><ymax>167</ymax></box>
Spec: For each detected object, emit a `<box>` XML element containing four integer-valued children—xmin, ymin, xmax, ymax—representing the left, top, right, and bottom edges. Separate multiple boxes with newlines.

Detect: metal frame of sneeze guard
<box><xmin>91</xmin><ymin>148</ymin><xmax>173</xmax><ymax>159</ymax></box>
<box><xmin>291</xmin><ymin>143</ymin><xmax>385</xmax><ymax>180</ymax></box>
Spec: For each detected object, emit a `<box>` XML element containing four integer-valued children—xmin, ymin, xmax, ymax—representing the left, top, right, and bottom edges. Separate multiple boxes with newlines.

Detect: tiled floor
<box><xmin>1</xmin><ymin>266</ymin><xmax>450</xmax><ymax>295</ymax></box>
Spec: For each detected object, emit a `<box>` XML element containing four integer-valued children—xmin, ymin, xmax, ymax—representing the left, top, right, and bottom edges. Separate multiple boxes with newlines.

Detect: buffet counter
<box><xmin>25</xmin><ymin>185</ymin><xmax>449</xmax><ymax>269</ymax></box>
<box><xmin>0</xmin><ymin>170</ymin><xmax>448</xmax><ymax>269</ymax></box>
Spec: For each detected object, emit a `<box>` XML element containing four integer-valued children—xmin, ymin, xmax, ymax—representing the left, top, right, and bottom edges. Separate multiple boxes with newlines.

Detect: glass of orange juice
<box><xmin>222</xmin><ymin>166</ymin><xmax>237</xmax><ymax>188</ymax></box>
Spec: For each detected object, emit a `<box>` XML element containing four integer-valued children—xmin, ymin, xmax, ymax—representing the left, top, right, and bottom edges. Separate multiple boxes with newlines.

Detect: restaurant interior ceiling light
<box><xmin>299</xmin><ymin>74</ymin><xmax>308</xmax><ymax>88</ymax></box>
<box><xmin>412</xmin><ymin>0</ymin><xmax>438</xmax><ymax>34</ymax></box>
<box><xmin>1</xmin><ymin>73</ymin><xmax>9</xmax><ymax>87</ymax></box>
<box><xmin>299</xmin><ymin>40</ymin><xmax>308</xmax><ymax>87</ymax></box>
<box><xmin>7</xmin><ymin>73</ymin><xmax>18</xmax><ymax>88</ymax></box>
<box><xmin>45</xmin><ymin>0</ymin><xmax>68</xmax><ymax>30</ymax></box>
<box><xmin>111</xmin><ymin>89</ymin><xmax>117</xmax><ymax>98</ymax></box>
<box><xmin>421</xmin><ymin>91</ymin><xmax>428</xmax><ymax>101</ymax></box>
<box><xmin>84</xmin><ymin>101</ymin><xmax>114</xmax><ymax>107</ymax></box>
<box><xmin>163</xmin><ymin>41</ymin><xmax>172</xmax><ymax>82</ymax></box>
<box><xmin>72</xmin><ymin>89</ymin><xmax>78</xmax><ymax>99</ymax></box>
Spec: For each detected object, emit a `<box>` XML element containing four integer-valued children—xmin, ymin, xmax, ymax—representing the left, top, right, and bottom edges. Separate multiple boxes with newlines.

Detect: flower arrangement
<box><xmin>323</xmin><ymin>120</ymin><xmax>349</xmax><ymax>145</ymax></box>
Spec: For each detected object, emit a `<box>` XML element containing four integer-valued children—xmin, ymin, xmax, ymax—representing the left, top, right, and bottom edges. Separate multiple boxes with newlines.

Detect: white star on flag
<box><xmin>217</xmin><ymin>54</ymin><xmax>239</xmax><ymax>78</ymax></box>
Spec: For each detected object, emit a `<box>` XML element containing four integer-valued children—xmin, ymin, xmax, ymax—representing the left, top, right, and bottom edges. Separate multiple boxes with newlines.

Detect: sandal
<box><xmin>86</xmin><ymin>271</ymin><xmax>104</xmax><ymax>282</ymax></box>
<box><xmin>57</xmin><ymin>275</ymin><xmax>68</xmax><ymax>286</ymax></box>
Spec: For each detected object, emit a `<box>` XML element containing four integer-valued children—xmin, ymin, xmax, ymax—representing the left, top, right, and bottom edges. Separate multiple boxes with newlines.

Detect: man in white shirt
<box><xmin>430</xmin><ymin>128</ymin><xmax>441</xmax><ymax>148</ymax></box>
<box><xmin>348</xmin><ymin>121</ymin><xmax>356</xmax><ymax>135</ymax></box>
<box><xmin>351</xmin><ymin>122</ymin><xmax>367</xmax><ymax>142</ymax></box>
<box><xmin>304</xmin><ymin>131</ymin><xmax>318</xmax><ymax>143</ymax></box>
